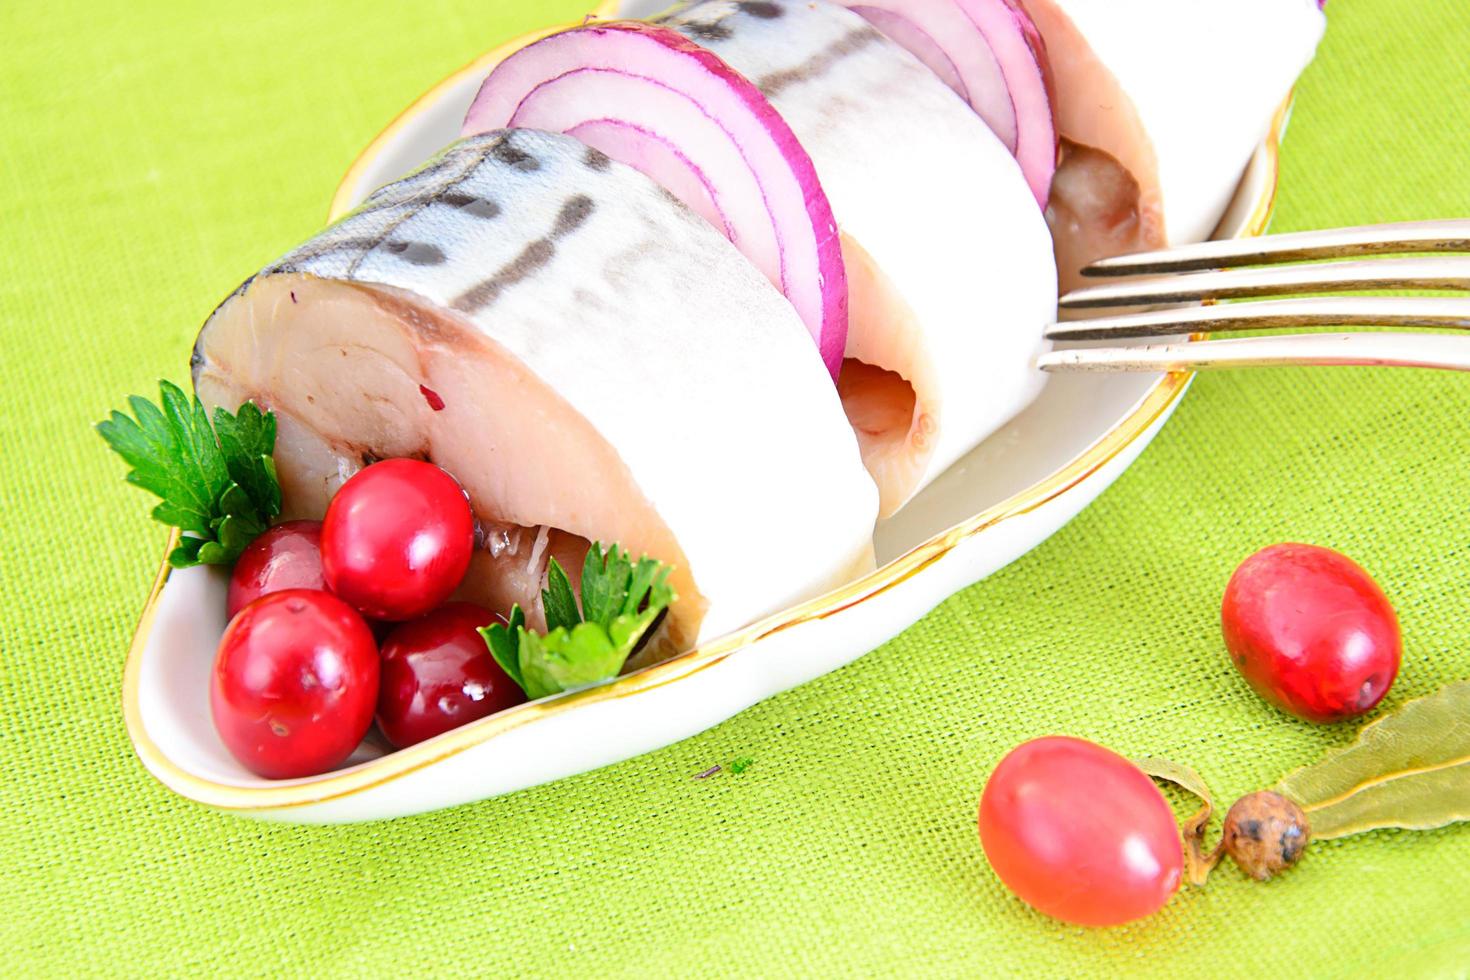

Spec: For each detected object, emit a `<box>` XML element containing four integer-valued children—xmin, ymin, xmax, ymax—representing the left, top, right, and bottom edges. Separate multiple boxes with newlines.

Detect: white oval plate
<box><xmin>122</xmin><ymin>7</ymin><xmax>1287</xmax><ymax>822</ymax></box>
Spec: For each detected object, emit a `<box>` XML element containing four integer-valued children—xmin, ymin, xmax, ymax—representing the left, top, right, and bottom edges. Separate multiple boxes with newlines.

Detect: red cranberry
<box><xmin>321</xmin><ymin>459</ymin><xmax>475</xmax><ymax>621</ymax></box>
<box><xmin>376</xmin><ymin>602</ymin><xmax>526</xmax><ymax>748</ymax></box>
<box><xmin>210</xmin><ymin>589</ymin><xmax>379</xmax><ymax>778</ymax></box>
<box><xmin>227</xmin><ymin>520</ymin><xmax>326</xmax><ymax>619</ymax></box>
<box><xmin>1222</xmin><ymin>543</ymin><xmax>1400</xmax><ymax>723</ymax></box>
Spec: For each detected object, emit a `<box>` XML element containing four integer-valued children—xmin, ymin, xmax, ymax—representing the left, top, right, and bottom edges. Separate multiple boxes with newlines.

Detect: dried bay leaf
<box><xmin>1301</xmin><ymin>763</ymin><xmax>1468</xmax><ymax>839</ymax></box>
<box><xmin>1137</xmin><ymin>757</ymin><xmax>1215</xmax><ymax>813</ymax></box>
<box><xmin>1276</xmin><ymin>679</ymin><xmax>1470</xmax><ymax>839</ymax></box>
<box><xmin>1136</xmin><ymin>757</ymin><xmax>1220</xmax><ymax>884</ymax></box>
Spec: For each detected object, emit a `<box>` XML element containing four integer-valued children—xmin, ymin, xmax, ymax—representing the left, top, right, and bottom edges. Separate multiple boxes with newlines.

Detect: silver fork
<box><xmin>1038</xmin><ymin>219</ymin><xmax>1470</xmax><ymax>373</ymax></box>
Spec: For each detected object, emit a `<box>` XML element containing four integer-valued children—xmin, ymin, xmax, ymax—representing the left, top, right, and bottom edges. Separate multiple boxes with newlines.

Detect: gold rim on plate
<box><xmin>120</xmin><ymin>29</ymin><xmax>1289</xmax><ymax>811</ymax></box>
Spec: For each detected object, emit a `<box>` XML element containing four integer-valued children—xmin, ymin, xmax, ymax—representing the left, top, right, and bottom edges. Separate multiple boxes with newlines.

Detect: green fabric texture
<box><xmin>3</xmin><ymin>0</ymin><xmax>1470</xmax><ymax>975</ymax></box>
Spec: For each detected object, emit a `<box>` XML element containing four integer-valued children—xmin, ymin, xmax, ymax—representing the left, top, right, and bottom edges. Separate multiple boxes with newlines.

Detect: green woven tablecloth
<box><xmin>4</xmin><ymin>1</ymin><xmax>1470</xmax><ymax>975</ymax></box>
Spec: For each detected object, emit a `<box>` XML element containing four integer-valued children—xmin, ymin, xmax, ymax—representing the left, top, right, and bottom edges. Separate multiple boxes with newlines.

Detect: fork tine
<box><xmin>1044</xmin><ymin>296</ymin><xmax>1470</xmax><ymax>341</ymax></box>
<box><xmin>1083</xmin><ymin>219</ymin><xmax>1470</xmax><ymax>277</ymax></box>
<box><xmin>1037</xmin><ymin>332</ymin><xmax>1470</xmax><ymax>374</ymax></box>
<box><xmin>1060</xmin><ymin>256</ymin><xmax>1470</xmax><ymax>309</ymax></box>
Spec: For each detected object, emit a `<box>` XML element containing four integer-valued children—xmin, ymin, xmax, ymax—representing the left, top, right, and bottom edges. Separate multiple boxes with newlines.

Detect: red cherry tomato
<box><xmin>979</xmin><ymin>736</ymin><xmax>1182</xmax><ymax>927</ymax></box>
<box><xmin>375</xmin><ymin>602</ymin><xmax>527</xmax><ymax>748</ymax></box>
<box><xmin>1222</xmin><ymin>543</ymin><xmax>1401</xmax><ymax>724</ymax></box>
<box><xmin>227</xmin><ymin>520</ymin><xmax>327</xmax><ymax>619</ymax></box>
<box><xmin>321</xmin><ymin>459</ymin><xmax>475</xmax><ymax>621</ymax></box>
<box><xmin>210</xmin><ymin>589</ymin><xmax>379</xmax><ymax>779</ymax></box>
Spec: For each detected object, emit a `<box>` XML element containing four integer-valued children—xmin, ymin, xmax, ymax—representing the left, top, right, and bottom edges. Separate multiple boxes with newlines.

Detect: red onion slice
<box><xmin>845</xmin><ymin>3</ymin><xmax>1014</xmax><ymax>150</ymax></box>
<box><xmin>845</xmin><ymin>7</ymin><xmax>986</xmax><ymax>121</ymax></box>
<box><xmin>836</xmin><ymin>0</ymin><xmax>1058</xmax><ymax>207</ymax></box>
<box><xmin>462</xmin><ymin>21</ymin><xmax>847</xmax><ymax>380</ymax></box>
<box><xmin>963</xmin><ymin>0</ymin><xmax>1058</xmax><ymax>207</ymax></box>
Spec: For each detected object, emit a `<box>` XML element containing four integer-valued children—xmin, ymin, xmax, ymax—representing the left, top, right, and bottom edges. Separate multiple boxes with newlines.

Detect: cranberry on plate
<box><xmin>210</xmin><ymin>589</ymin><xmax>379</xmax><ymax>779</ymax></box>
<box><xmin>321</xmin><ymin>458</ymin><xmax>475</xmax><ymax>621</ymax></box>
<box><xmin>227</xmin><ymin>520</ymin><xmax>326</xmax><ymax>619</ymax></box>
<box><xmin>376</xmin><ymin>602</ymin><xmax>527</xmax><ymax>748</ymax></box>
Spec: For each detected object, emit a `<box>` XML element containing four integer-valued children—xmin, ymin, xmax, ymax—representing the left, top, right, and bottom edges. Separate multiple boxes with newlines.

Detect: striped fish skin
<box><xmin>193</xmin><ymin>129</ymin><xmax>878</xmax><ymax>655</ymax></box>
<box><xmin>659</xmin><ymin>0</ymin><xmax>1058</xmax><ymax>518</ymax></box>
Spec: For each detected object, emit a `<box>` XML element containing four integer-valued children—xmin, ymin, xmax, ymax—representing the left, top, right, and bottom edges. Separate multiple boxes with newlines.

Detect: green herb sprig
<box><xmin>481</xmin><ymin>543</ymin><xmax>676</xmax><ymax>699</ymax></box>
<box><xmin>97</xmin><ymin>380</ymin><xmax>282</xmax><ymax>568</ymax></box>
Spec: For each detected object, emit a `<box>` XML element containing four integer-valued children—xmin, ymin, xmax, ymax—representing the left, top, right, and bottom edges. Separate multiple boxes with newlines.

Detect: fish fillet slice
<box><xmin>194</xmin><ymin>130</ymin><xmax>878</xmax><ymax>659</ymax></box>
<box><xmin>1024</xmin><ymin>0</ymin><xmax>1325</xmax><ymax>289</ymax></box>
<box><xmin>661</xmin><ymin>0</ymin><xmax>1057</xmax><ymax>518</ymax></box>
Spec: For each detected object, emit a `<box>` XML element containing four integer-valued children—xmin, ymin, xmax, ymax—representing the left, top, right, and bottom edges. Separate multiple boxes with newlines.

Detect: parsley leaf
<box><xmin>213</xmin><ymin>400</ymin><xmax>281</xmax><ymax>519</ymax></box>
<box><xmin>482</xmin><ymin>605</ymin><xmax>527</xmax><ymax>691</ymax></box>
<box><xmin>541</xmin><ymin>557</ymin><xmax>581</xmax><ymax>633</ymax></box>
<box><xmin>480</xmin><ymin>542</ymin><xmax>676</xmax><ymax>700</ymax></box>
<box><xmin>98</xmin><ymin>380</ymin><xmax>282</xmax><ymax>568</ymax></box>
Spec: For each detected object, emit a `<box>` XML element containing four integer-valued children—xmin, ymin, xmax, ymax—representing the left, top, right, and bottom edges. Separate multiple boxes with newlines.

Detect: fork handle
<box><xmin>1037</xmin><ymin>332</ymin><xmax>1470</xmax><ymax>373</ymax></box>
